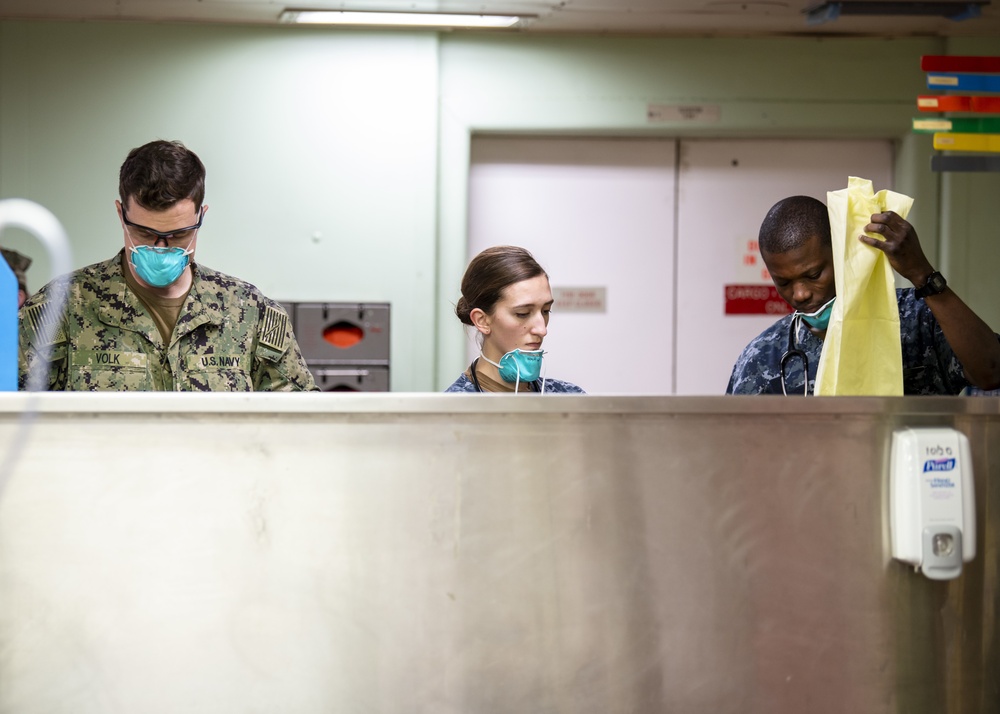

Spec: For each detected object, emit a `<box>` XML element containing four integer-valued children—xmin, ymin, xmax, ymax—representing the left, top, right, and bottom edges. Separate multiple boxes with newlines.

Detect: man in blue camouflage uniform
<box><xmin>18</xmin><ymin>140</ymin><xmax>317</xmax><ymax>392</ymax></box>
<box><xmin>727</xmin><ymin>196</ymin><xmax>1000</xmax><ymax>396</ymax></box>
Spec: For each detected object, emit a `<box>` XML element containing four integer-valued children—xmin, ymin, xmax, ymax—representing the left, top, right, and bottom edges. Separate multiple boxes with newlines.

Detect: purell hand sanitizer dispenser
<box><xmin>890</xmin><ymin>427</ymin><xmax>975</xmax><ymax>580</ymax></box>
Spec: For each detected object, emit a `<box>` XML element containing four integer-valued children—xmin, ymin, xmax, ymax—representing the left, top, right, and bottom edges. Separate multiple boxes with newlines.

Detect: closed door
<box><xmin>468</xmin><ymin>136</ymin><xmax>678</xmax><ymax>394</ymax></box>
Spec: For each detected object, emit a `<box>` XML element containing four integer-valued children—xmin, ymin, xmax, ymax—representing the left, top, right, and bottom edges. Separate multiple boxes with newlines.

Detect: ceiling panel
<box><xmin>0</xmin><ymin>0</ymin><xmax>997</xmax><ymax>36</ymax></box>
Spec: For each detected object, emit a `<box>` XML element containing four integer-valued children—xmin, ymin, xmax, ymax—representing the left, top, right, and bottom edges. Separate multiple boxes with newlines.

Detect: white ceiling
<box><xmin>0</xmin><ymin>0</ymin><xmax>997</xmax><ymax>37</ymax></box>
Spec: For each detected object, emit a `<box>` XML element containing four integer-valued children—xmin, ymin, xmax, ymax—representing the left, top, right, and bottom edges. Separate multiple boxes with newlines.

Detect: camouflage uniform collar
<box><xmin>177</xmin><ymin>261</ymin><xmax>227</xmax><ymax>331</ymax></box>
<box><xmin>97</xmin><ymin>251</ymin><xmax>158</xmax><ymax>331</ymax></box>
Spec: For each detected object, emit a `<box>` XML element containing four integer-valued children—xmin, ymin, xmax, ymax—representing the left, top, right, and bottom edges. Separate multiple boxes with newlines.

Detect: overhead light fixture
<box><xmin>804</xmin><ymin>0</ymin><xmax>987</xmax><ymax>23</ymax></box>
<box><xmin>279</xmin><ymin>9</ymin><xmax>524</xmax><ymax>28</ymax></box>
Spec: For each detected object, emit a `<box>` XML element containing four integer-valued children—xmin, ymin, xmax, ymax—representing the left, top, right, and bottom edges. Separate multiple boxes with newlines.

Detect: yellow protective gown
<box><xmin>814</xmin><ymin>177</ymin><xmax>913</xmax><ymax>396</ymax></box>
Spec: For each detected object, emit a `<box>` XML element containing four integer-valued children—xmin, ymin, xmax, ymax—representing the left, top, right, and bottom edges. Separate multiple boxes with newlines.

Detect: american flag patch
<box><xmin>22</xmin><ymin>302</ymin><xmax>64</xmax><ymax>345</ymax></box>
<box><xmin>258</xmin><ymin>305</ymin><xmax>288</xmax><ymax>352</ymax></box>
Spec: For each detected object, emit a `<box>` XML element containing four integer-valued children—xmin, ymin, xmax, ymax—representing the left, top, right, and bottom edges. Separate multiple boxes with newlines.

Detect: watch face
<box><xmin>919</xmin><ymin>271</ymin><xmax>947</xmax><ymax>297</ymax></box>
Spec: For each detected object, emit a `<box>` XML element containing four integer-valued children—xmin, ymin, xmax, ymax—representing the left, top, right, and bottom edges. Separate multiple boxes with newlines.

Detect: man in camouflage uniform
<box><xmin>727</xmin><ymin>195</ymin><xmax>1000</xmax><ymax>396</ymax></box>
<box><xmin>18</xmin><ymin>140</ymin><xmax>317</xmax><ymax>392</ymax></box>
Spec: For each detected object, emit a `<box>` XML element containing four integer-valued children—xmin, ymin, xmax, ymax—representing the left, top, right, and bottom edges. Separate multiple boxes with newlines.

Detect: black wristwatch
<box><xmin>915</xmin><ymin>270</ymin><xmax>947</xmax><ymax>299</ymax></box>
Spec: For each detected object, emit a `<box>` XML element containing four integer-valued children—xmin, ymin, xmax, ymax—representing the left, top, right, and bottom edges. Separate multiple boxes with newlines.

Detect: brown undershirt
<box><xmin>121</xmin><ymin>253</ymin><xmax>191</xmax><ymax>345</ymax></box>
<box><xmin>465</xmin><ymin>360</ymin><xmax>535</xmax><ymax>393</ymax></box>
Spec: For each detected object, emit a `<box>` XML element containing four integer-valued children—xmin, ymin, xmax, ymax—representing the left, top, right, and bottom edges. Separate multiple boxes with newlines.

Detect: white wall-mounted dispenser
<box><xmin>890</xmin><ymin>427</ymin><xmax>975</xmax><ymax>580</ymax></box>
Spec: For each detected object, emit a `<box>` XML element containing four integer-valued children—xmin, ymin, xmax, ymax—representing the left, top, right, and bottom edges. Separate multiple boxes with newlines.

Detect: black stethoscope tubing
<box><xmin>779</xmin><ymin>314</ymin><xmax>810</xmax><ymax>397</ymax></box>
<box><xmin>469</xmin><ymin>358</ymin><xmax>541</xmax><ymax>393</ymax></box>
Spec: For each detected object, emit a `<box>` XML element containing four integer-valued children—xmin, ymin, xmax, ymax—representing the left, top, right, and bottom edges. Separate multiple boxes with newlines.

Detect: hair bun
<box><xmin>455</xmin><ymin>296</ymin><xmax>473</xmax><ymax>325</ymax></box>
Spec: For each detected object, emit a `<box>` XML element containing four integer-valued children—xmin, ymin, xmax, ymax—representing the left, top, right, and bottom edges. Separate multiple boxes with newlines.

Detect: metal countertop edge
<box><xmin>0</xmin><ymin>392</ymin><xmax>997</xmax><ymax>417</ymax></box>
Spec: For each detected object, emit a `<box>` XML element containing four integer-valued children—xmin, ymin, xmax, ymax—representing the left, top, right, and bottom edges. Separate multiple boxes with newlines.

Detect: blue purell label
<box><xmin>924</xmin><ymin>465</ymin><xmax>958</xmax><ymax>501</ymax></box>
<box><xmin>924</xmin><ymin>458</ymin><xmax>957</xmax><ymax>473</ymax></box>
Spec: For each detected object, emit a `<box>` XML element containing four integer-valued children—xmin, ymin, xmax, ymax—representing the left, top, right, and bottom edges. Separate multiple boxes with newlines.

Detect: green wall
<box><xmin>1</xmin><ymin>21</ymin><xmax>996</xmax><ymax>390</ymax></box>
<box><xmin>0</xmin><ymin>22</ymin><xmax>439</xmax><ymax>391</ymax></box>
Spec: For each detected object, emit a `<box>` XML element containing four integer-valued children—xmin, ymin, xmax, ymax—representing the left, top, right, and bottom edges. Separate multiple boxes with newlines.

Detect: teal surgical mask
<box><xmin>128</xmin><ymin>240</ymin><xmax>192</xmax><ymax>288</ymax></box>
<box><xmin>481</xmin><ymin>349</ymin><xmax>545</xmax><ymax>388</ymax></box>
<box><xmin>797</xmin><ymin>296</ymin><xmax>836</xmax><ymax>330</ymax></box>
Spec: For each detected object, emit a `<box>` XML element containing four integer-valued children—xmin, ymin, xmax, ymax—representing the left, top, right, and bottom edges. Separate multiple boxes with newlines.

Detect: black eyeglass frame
<box><xmin>122</xmin><ymin>204</ymin><xmax>205</xmax><ymax>241</ymax></box>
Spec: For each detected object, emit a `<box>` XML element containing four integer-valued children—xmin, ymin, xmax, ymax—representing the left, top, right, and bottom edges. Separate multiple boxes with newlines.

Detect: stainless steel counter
<box><xmin>0</xmin><ymin>394</ymin><xmax>997</xmax><ymax>714</ymax></box>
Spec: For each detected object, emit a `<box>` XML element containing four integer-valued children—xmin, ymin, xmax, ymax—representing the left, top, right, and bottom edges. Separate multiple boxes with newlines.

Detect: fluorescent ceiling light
<box><xmin>280</xmin><ymin>10</ymin><xmax>523</xmax><ymax>28</ymax></box>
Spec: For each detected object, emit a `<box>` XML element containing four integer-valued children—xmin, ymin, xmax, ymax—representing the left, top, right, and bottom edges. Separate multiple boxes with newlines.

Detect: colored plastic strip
<box><xmin>917</xmin><ymin>95</ymin><xmax>1000</xmax><ymax>112</ymax></box>
<box><xmin>921</xmin><ymin>55</ymin><xmax>1000</xmax><ymax>73</ymax></box>
<box><xmin>913</xmin><ymin>116</ymin><xmax>1000</xmax><ymax>133</ymax></box>
<box><xmin>933</xmin><ymin>133</ymin><xmax>1000</xmax><ymax>152</ymax></box>
<box><xmin>927</xmin><ymin>73</ymin><xmax>1000</xmax><ymax>92</ymax></box>
<box><xmin>931</xmin><ymin>155</ymin><xmax>1000</xmax><ymax>172</ymax></box>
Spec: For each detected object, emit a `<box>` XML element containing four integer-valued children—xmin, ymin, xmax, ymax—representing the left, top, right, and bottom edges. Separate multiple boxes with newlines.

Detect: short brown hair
<box><xmin>118</xmin><ymin>140</ymin><xmax>206</xmax><ymax>212</ymax></box>
<box><xmin>456</xmin><ymin>246</ymin><xmax>547</xmax><ymax>326</ymax></box>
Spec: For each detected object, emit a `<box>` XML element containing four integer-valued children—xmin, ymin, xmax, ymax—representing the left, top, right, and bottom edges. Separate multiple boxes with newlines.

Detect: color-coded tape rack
<box><xmin>917</xmin><ymin>55</ymin><xmax>1000</xmax><ymax>172</ymax></box>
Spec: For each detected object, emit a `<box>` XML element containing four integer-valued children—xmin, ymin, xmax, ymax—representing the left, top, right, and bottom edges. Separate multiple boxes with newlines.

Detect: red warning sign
<box><xmin>725</xmin><ymin>284</ymin><xmax>792</xmax><ymax>316</ymax></box>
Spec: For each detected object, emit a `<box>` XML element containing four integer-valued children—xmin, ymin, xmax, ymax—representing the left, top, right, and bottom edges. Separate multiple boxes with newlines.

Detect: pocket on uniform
<box><xmin>70</xmin><ymin>351</ymin><xmax>150</xmax><ymax>391</ymax></box>
<box><xmin>184</xmin><ymin>354</ymin><xmax>252</xmax><ymax>392</ymax></box>
<box><xmin>185</xmin><ymin>369</ymin><xmax>253</xmax><ymax>392</ymax></box>
<box><xmin>902</xmin><ymin>365</ymin><xmax>928</xmax><ymax>392</ymax></box>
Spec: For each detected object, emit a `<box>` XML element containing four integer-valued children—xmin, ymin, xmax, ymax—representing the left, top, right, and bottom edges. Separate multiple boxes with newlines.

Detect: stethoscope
<box><xmin>468</xmin><ymin>358</ymin><xmax>541</xmax><ymax>393</ymax></box>
<box><xmin>779</xmin><ymin>314</ymin><xmax>810</xmax><ymax>397</ymax></box>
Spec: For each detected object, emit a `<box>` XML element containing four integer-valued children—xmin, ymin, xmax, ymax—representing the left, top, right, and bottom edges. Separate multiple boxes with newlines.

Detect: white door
<box><xmin>675</xmin><ymin>139</ymin><xmax>893</xmax><ymax>394</ymax></box>
<box><xmin>468</xmin><ymin>137</ymin><xmax>678</xmax><ymax>394</ymax></box>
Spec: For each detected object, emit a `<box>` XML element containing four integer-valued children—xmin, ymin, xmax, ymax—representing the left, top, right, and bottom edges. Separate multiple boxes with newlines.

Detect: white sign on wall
<box><xmin>552</xmin><ymin>286</ymin><xmax>607</xmax><ymax>313</ymax></box>
<box><xmin>647</xmin><ymin>104</ymin><xmax>722</xmax><ymax>123</ymax></box>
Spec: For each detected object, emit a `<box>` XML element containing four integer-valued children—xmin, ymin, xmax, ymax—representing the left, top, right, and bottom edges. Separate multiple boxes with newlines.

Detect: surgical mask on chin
<box><xmin>481</xmin><ymin>349</ymin><xmax>545</xmax><ymax>390</ymax></box>
<box><xmin>796</xmin><ymin>296</ymin><xmax>836</xmax><ymax>330</ymax></box>
<box><xmin>129</xmin><ymin>243</ymin><xmax>192</xmax><ymax>288</ymax></box>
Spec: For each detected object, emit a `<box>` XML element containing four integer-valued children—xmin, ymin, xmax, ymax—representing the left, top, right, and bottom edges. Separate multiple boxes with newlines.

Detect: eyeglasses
<box><xmin>122</xmin><ymin>205</ymin><xmax>205</xmax><ymax>244</ymax></box>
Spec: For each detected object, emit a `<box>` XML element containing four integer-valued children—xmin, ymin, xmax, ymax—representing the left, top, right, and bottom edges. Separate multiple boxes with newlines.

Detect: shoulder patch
<box><xmin>258</xmin><ymin>305</ymin><xmax>289</xmax><ymax>352</ymax></box>
<box><xmin>21</xmin><ymin>302</ymin><xmax>65</xmax><ymax>346</ymax></box>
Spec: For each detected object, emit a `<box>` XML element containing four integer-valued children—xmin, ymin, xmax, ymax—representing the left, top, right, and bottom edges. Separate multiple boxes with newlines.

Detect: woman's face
<box><xmin>475</xmin><ymin>274</ymin><xmax>553</xmax><ymax>361</ymax></box>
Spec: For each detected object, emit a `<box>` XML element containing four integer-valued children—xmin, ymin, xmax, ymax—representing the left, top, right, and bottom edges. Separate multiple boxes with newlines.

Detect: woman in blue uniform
<box><xmin>445</xmin><ymin>246</ymin><xmax>584</xmax><ymax>394</ymax></box>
